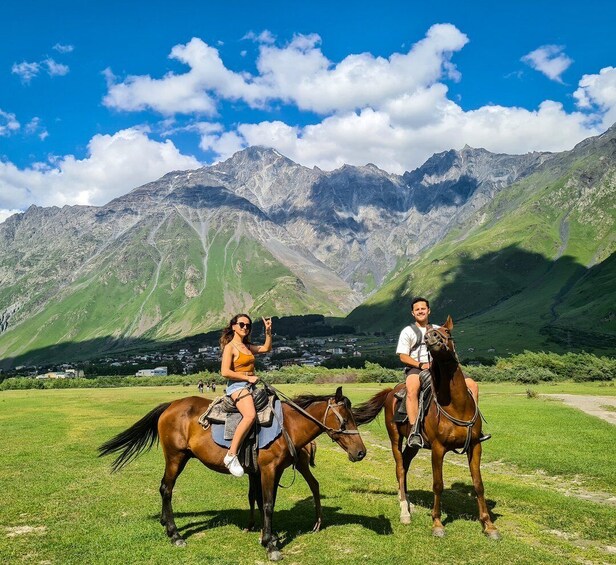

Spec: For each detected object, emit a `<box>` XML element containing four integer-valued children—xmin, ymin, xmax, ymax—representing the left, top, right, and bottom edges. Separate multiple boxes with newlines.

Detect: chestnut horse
<box><xmin>99</xmin><ymin>387</ymin><xmax>366</xmax><ymax>561</ymax></box>
<box><xmin>353</xmin><ymin>317</ymin><xmax>499</xmax><ymax>539</ymax></box>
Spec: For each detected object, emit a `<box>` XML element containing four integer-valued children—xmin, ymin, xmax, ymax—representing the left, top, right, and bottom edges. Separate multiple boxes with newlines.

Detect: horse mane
<box><xmin>290</xmin><ymin>393</ymin><xmax>349</xmax><ymax>409</ymax></box>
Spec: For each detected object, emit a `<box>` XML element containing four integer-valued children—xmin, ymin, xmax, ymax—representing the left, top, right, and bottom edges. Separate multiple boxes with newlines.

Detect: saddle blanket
<box><xmin>210</xmin><ymin>399</ymin><xmax>284</xmax><ymax>449</ymax></box>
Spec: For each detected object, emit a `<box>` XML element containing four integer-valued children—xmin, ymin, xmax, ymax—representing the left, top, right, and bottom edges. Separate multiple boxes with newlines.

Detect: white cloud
<box><xmin>25</xmin><ymin>117</ymin><xmax>49</xmax><ymax>140</ymax></box>
<box><xmin>11</xmin><ymin>57</ymin><xmax>69</xmax><ymax>82</ymax></box>
<box><xmin>11</xmin><ymin>61</ymin><xmax>41</xmax><ymax>83</ymax></box>
<box><xmin>243</xmin><ymin>30</ymin><xmax>276</xmax><ymax>44</ymax></box>
<box><xmin>44</xmin><ymin>58</ymin><xmax>70</xmax><ymax>77</ymax></box>
<box><xmin>521</xmin><ymin>45</ymin><xmax>573</xmax><ymax>83</ymax></box>
<box><xmin>574</xmin><ymin>66</ymin><xmax>616</xmax><ymax>129</ymax></box>
<box><xmin>0</xmin><ymin>109</ymin><xmax>20</xmax><ymax>136</ymax></box>
<box><xmin>103</xmin><ymin>24</ymin><xmax>468</xmax><ymax>115</ymax></box>
<box><xmin>0</xmin><ymin>209</ymin><xmax>22</xmax><ymax>224</ymax></box>
<box><xmin>200</xmin><ymin>94</ymin><xmax>601</xmax><ymax>174</ymax></box>
<box><xmin>0</xmin><ymin>128</ymin><xmax>201</xmax><ymax>211</ymax></box>
<box><xmin>103</xmin><ymin>38</ymin><xmax>269</xmax><ymax>115</ymax></box>
<box><xmin>52</xmin><ymin>43</ymin><xmax>74</xmax><ymax>54</ymax></box>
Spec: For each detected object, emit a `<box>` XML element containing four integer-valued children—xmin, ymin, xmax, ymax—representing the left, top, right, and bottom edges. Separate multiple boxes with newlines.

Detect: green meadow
<box><xmin>1</xmin><ymin>382</ymin><xmax>615</xmax><ymax>564</ymax></box>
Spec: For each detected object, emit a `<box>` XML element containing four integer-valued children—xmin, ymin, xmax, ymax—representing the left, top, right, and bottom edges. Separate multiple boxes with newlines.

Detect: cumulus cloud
<box><xmin>521</xmin><ymin>45</ymin><xmax>573</xmax><ymax>83</ymax></box>
<box><xmin>11</xmin><ymin>61</ymin><xmax>41</xmax><ymax>83</ymax></box>
<box><xmin>200</xmin><ymin>99</ymin><xmax>596</xmax><ymax>173</ymax></box>
<box><xmin>574</xmin><ymin>66</ymin><xmax>616</xmax><ymax>129</ymax></box>
<box><xmin>11</xmin><ymin>57</ymin><xmax>69</xmax><ymax>82</ymax></box>
<box><xmin>243</xmin><ymin>30</ymin><xmax>276</xmax><ymax>44</ymax></box>
<box><xmin>101</xmin><ymin>27</ymin><xmax>616</xmax><ymax>174</ymax></box>
<box><xmin>0</xmin><ymin>128</ymin><xmax>201</xmax><ymax>211</ymax></box>
<box><xmin>44</xmin><ymin>58</ymin><xmax>70</xmax><ymax>77</ymax></box>
<box><xmin>0</xmin><ymin>109</ymin><xmax>20</xmax><ymax>136</ymax></box>
<box><xmin>52</xmin><ymin>43</ymin><xmax>74</xmax><ymax>54</ymax></box>
<box><xmin>0</xmin><ymin>209</ymin><xmax>22</xmax><ymax>224</ymax></box>
<box><xmin>25</xmin><ymin>117</ymin><xmax>49</xmax><ymax>140</ymax></box>
<box><xmin>104</xmin><ymin>24</ymin><xmax>467</xmax><ymax>115</ymax></box>
<box><xmin>103</xmin><ymin>38</ymin><xmax>268</xmax><ymax>115</ymax></box>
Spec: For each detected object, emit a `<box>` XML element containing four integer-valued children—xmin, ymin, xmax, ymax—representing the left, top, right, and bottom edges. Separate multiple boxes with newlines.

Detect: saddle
<box><xmin>198</xmin><ymin>387</ymin><xmax>278</xmax><ymax>473</ymax></box>
<box><xmin>393</xmin><ymin>370</ymin><xmax>433</xmax><ymax>447</ymax></box>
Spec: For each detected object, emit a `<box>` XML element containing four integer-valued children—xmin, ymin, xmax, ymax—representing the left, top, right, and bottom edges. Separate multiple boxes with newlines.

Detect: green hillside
<box><xmin>0</xmin><ymin>211</ymin><xmax>346</xmax><ymax>366</ymax></box>
<box><xmin>347</xmin><ymin>142</ymin><xmax>616</xmax><ymax>357</ymax></box>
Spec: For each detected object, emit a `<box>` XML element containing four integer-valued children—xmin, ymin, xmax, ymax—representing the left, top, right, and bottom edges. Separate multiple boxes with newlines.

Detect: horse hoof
<box><xmin>173</xmin><ymin>538</ymin><xmax>186</xmax><ymax>547</ymax></box>
<box><xmin>268</xmin><ymin>549</ymin><xmax>283</xmax><ymax>561</ymax></box>
<box><xmin>432</xmin><ymin>527</ymin><xmax>446</xmax><ymax>538</ymax></box>
<box><xmin>486</xmin><ymin>529</ymin><xmax>501</xmax><ymax>540</ymax></box>
<box><xmin>400</xmin><ymin>515</ymin><xmax>411</xmax><ymax>525</ymax></box>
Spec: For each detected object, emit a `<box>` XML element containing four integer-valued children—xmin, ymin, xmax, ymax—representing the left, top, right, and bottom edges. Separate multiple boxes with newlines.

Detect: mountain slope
<box><xmin>347</xmin><ymin>126</ymin><xmax>616</xmax><ymax>355</ymax></box>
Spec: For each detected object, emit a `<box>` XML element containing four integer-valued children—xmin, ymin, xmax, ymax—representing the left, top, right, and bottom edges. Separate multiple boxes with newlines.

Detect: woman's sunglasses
<box><xmin>236</xmin><ymin>322</ymin><xmax>251</xmax><ymax>330</ymax></box>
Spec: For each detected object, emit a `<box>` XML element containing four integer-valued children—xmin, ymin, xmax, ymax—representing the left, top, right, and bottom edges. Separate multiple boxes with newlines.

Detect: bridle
<box><xmin>263</xmin><ymin>383</ymin><xmax>361</xmax><ymax>488</ymax></box>
<box><xmin>424</xmin><ymin>325</ymin><xmax>481</xmax><ymax>455</ymax></box>
<box><xmin>266</xmin><ymin>383</ymin><xmax>360</xmax><ymax>440</ymax></box>
<box><xmin>425</xmin><ymin>326</ymin><xmax>460</xmax><ymax>364</ymax></box>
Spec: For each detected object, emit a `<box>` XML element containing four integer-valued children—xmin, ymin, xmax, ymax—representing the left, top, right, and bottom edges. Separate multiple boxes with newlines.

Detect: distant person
<box><xmin>211</xmin><ymin>381</ymin><xmax>216</xmax><ymax>393</ymax></box>
<box><xmin>220</xmin><ymin>314</ymin><xmax>273</xmax><ymax>477</ymax></box>
<box><xmin>396</xmin><ymin>297</ymin><xmax>488</xmax><ymax>448</ymax></box>
<box><xmin>197</xmin><ymin>380</ymin><xmax>204</xmax><ymax>394</ymax></box>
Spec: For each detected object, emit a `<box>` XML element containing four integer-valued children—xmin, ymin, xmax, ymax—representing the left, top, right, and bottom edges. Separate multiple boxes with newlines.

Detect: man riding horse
<box><xmin>396</xmin><ymin>296</ymin><xmax>490</xmax><ymax>447</ymax></box>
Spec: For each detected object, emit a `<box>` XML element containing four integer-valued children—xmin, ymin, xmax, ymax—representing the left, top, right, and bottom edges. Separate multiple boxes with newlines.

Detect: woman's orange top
<box><xmin>231</xmin><ymin>346</ymin><xmax>255</xmax><ymax>374</ymax></box>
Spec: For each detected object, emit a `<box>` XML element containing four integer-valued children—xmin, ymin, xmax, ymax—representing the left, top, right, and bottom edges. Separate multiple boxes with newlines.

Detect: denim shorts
<box><xmin>226</xmin><ymin>381</ymin><xmax>251</xmax><ymax>396</ymax></box>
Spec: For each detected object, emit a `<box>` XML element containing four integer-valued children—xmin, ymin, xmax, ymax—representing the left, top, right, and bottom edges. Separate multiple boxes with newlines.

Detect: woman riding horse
<box><xmin>99</xmin><ymin>386</ymin><xmax>366</xmax><ymax>561</ymax></box>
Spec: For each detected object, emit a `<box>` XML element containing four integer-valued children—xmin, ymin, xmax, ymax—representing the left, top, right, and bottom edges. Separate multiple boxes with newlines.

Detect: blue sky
<box><xmin>1</xmin><ymin>0</ymin><xmax>615</xmax><ymax>221</ymax></box>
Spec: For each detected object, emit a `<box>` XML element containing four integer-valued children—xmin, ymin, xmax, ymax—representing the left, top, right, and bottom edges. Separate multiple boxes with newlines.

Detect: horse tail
<box><xmin>98</xmin><ymin>402</ymin><xmax>172</xmax><ymax>472</ymax></box>
<box><xmin>353</xmin><ymin>388</ymin><xmax>392</xmax><ymax>425</ymax></box>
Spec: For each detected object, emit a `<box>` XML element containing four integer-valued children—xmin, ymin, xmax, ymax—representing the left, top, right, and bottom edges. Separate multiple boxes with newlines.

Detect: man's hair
<box><xmin>411</xmin><ymin>296</ymin><xmax>430</xmax><ymax>309</ymax></box>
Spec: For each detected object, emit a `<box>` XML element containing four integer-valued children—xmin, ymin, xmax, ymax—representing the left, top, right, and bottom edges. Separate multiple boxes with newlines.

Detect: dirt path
<box><xmin>543</xmin><ymin>394</ymin><xmax>616</xmax><ymax>425</ymax></box>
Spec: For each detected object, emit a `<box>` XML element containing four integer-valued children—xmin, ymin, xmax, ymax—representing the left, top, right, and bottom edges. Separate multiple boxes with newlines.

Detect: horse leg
<box><xmin>159</xmin><ymin>450</ymin><xmax>189</xmax><ymax>546</ymax></box>
<box><xmin>467</xmin><ymin>442</ymin><xmax>500</xmax><ymax>539</ymax></box>
<box><xmin>296</xmin><ymin>449</ymin><xmax>322</xmax><ymax>532</ymax></box>
<box><xmin>245</xmin><ymin>472</ymin><xmax>261</xmax><ymax>532</ymax></box>
<box><xmin>260</xmin><ymin>466</ymin><xmax>282</xmax><ymax>561</ymax></box>
<box><xmin>430</xmin><ymin>443</ymin><xmax>446</xmax><ymax>537</ymax></box>
<box><xmin>388</xmin><ymin>423</ymin><xmax>414</xmax><ymax>524</ymax></box>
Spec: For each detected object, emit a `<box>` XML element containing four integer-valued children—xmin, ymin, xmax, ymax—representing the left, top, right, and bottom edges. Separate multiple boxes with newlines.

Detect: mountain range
<box><xmin>0</xmin><ymin>125</ymin><xmax>615</xmax><ymax>366</ymax></box>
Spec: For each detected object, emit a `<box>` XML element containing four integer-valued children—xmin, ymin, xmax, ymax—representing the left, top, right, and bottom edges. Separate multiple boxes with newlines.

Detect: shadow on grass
<box><xmin>153</xmin><ymin>495</ymin><xmax>393</xmax><ymax>548</ymax></box>
<box><xmin>351</xmin><ymin>482</ymin><xmax>501</xmax><ymax>527</ymax></box>
<box><xmin>408</xmin><ymin>482</ymin><xmax>501</xmax><ymax>526</ymax></box>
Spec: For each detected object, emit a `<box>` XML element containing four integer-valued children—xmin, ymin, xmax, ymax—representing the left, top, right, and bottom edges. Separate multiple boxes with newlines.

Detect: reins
<box><xmin>263</xmin><ymin>382</ymin><xmax>359</xmax><ymax>489</ymax></box>
<box><xmin>264</xmin><ymin>382</ymin><xmax>360</xmax><ymax>439</ymax></box>
<box><xmin>426</xmin><ymin>328</ymin><xmax>486</xmax><ymax>455</ymax></box>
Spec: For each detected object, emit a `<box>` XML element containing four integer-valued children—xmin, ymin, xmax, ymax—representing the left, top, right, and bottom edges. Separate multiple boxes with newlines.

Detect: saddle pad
<box><xmin>211</xmin><ymin>399</ymin><xmax>283</xmax><ymax>449</ymax></box>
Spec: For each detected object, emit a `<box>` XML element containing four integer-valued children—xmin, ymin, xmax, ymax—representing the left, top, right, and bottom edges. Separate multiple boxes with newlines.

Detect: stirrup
<box><xmin>407</xmin><ymin>433</ymin><xmax>423</xmax><ymax>448</ymax></box>
<box><xmin>479</xmin><ymin>433</ymin><xmax>491</xmax><ymax>443</ymax></box>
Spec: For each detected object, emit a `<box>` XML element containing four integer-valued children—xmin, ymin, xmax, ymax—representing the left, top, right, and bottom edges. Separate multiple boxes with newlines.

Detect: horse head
<box><xmin>323</xmin><ymin>386</ymin><xmax>367</xmax><ymax>462</ymax></box>
<box><xmin>425</xmin><ymin>316</ymin><xmax>457</xmax><ymax>361</ymax></box>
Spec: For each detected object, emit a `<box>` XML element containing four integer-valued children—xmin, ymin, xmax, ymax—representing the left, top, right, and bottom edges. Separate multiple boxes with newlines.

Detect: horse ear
<box><xmin>444</xmin><ymin>315</ymin><xmax>454</xmax><ymax>330</ymax></box>
<box><xmin>335</xmin><ymin>386</ymin><xmax>343</xmax><ymax>402</ymax></box>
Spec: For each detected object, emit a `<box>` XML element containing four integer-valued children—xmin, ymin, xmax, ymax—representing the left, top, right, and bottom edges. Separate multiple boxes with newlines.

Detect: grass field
<box><xmin>1</xmin><ymin>382</ymin><xmax>615</xmax><ymax>564</ymax></box>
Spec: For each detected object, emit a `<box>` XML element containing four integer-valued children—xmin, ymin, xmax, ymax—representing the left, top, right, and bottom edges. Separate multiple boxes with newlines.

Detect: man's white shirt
<box><xmin>396</xmin><ymin>324</ymin><xmax>440</xmax><ymax>363</ymax></box>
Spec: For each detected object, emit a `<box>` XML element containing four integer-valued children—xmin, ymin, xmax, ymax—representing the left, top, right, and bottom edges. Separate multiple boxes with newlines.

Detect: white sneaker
<box><xmin>223</xmin><ymin>453</ymin><xmax>244</xmax><ymax>477</ymax></box>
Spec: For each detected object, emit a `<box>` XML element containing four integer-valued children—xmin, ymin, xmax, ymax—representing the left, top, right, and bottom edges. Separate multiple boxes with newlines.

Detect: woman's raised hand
<box><xmin>262</xmin><ymin>316</ymin><xmax>272</xmax><ymax>335</ymax></box>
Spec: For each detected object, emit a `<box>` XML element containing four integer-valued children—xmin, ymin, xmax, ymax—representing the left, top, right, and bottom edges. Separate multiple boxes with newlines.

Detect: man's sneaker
<box><xmin>223</xmin><ymin>453</ymin><xmax>244</xmax><ymax>477</ymax></box>
<box><xmin>479</xmin><ymin>433</ymin><xmax>492</xmax><ymax>443</ymax></box>
<box><xmin>407</xmin><ymin>433</ymin><xmax>423</xmax><ymax>449</ymax></box>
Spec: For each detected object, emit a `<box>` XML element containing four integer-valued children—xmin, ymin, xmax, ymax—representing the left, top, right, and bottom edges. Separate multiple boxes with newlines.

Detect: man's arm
<box><xmin>399</xmin><ymin>353</ymin><xmax>429</xmax><ymax>370</ymax></box>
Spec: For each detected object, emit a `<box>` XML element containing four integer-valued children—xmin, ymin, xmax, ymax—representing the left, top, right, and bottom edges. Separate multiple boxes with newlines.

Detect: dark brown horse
<box><xmin>99</xmin><ymin>387</ymin><xmax>366</xmax><ymax>561</ymax></box>
<box><xmin>246</xmin><ymin>441</ymin><xmax>324</xmax><ymax>534</ymax></box>
<box><xmin>353</xmin><ymin>317</ymin><xmax>499</xmax><ymax>539</ymax></box>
